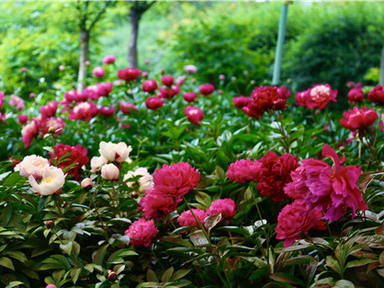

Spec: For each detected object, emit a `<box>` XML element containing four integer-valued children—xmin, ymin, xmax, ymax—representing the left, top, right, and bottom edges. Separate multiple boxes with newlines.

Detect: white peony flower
<box><xmin>99</xmin><ymin>141</ymin><xmax>132</xmax><ymax>163</ymax></box>
<box><xmin>29</xmin><ymin>166</ymin><xmax>65</xmax><ymax>196</ymax></box>
<box><xmin>101</xmin><ymin>163</ymin><xmax>120</xmax><ymax>181</ymax></box>
<box><xmin>90</xmin><ymin>156</ymin><xmax>107</xmax><ymax>173</ymax></box>
<box><xmin>123</xmin><ymin>167</ymin><xmax>153</xmax><ymax>193</ymax></box>
<box><xmin>15</xmin><ymin>155</ymin><xmax>49</xmax><ymax>179</ymax></box>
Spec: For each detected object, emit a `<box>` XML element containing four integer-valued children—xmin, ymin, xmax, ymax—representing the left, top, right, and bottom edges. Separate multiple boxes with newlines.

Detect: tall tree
<box><xmin>127</xmin><ymin>1</ymin><xmax>156</xmax><ymax>68</ymax></box>
<box><xmin>76</xmin><ymin>0</ymin><xmax>112</xmax><ymax>91</ymax></box>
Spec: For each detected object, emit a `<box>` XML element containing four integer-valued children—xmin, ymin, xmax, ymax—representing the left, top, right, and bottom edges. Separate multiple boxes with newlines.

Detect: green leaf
<box><xmin>38</xmin><ymin>196</ymin><xmax>49</xmax><ymax>211</ymax></box>
<box><xmin>146</xmin><ymin>268</ymin><xmax>158</xmax><ymax>282</ymax></box>
<box><xmin>5</xmin><ymin>281</ymin><xmax>24</xmax><ymax>288</ymax></box>
<box><xmin>249</xmin><ymin>266</ymin><xmax>269</xmax><ymax>281</ymax></box>
<box><xmin>4</xmin><ymin>251</ymin><xmax>28</xmax><ymax>263</ymax></box>
<box><xmin>93</xmin><ymin>244</ymin><xmax>109</xmax><ymax>266</ymax></box>
<box><xmin>346</xmin><ymin>258</ymin><xmax>377</xmax><ymax>268</ymax></box>
<box><xmin>0</xmin><ymin>256</ymin><xmax>14</xmax><ymax>270</ymax></box>
<box><xmin>269</xmin><ymin>272</ymin><xmax>304</xmax><ymax>286</ymax></box>
<box><xmin>71</xmin><ymin>267</ymin><xmax>82</xmax><ymax>284</ymax></box>
<box><xmin>162</xmin><ymin>266</ymin><xmax>174</xmax><ymax>283</ymax></box>
<box><xmin>171</xmin><ymin>269</ymin><xmax>192</xmax><ymax>281</ymax></box>
<box><xmin>218</xmin><ymin>226</ymin><xmax>250</xmax><ymax>236</ymax></box>
<box><xmin>3</xmin><ymin>173</ymin><xmax>24</xmax><ymax>187</ymax></box>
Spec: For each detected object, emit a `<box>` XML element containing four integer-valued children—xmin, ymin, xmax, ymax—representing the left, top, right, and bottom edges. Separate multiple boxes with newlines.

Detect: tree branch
<box><xmin>87</xmin><ymin>0</ymin><xmax>112</xmax><ymax>32</ymax></box>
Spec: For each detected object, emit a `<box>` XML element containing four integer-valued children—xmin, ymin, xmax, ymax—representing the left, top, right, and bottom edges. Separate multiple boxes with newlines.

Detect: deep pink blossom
<box><xmin>184</xmin><ymin>106</ymin><xmax>204</xmax><ymax>125</ymax></box>
<box><xmin>102</xmin><ymin>55</ymin><xmax>116</xmax><ymax>65</ymax></box>
<box><xmin>295</xmin><ymin>89</ymin><xmax>310</xmax><ymax>107</ymax></box>
<box><xmin>41</xmin><ymin>101</ymin><xmax>58</xmax><ymax>120</ymax></box>
<box><xmin>348</xmin><ymin>88</ymin><xmax>364</xmax><ymax>103</ymax></box>
<box><xmin>284</xmin><ymin>144</ymin><xmax>368</xmax><ymax>221</ymax></box>
<box><xmin>306</xmin><ymin>84</ymin><xmax>337</xmax><ymax>109</ymax></box>
<box><xmin>178</xmin><ymin>209</ymin><xmax>207</xmax><ymax>227</ymax></box>
<box><xmin>17</xmin><ymin>115</ymin><xmax>29</xmax><ymax>124</ymax></box>
<box><xmin>227</xmin><ymin>159</ymin><xmax>260</xmax><ymax>184</ymax></box>
<box><xmin>275</xmin><ymin>201</ymin><xmax>327</xmax><ymax>247</ymax></box>
<box><xmin>142</xmin><ymin>79</ymin><xmax>158</xmax><ymax>93</ymax></box>
<box><xmin>233</xmin><ymin>96</ymin><xmax>250</xmax><ymax>108</ymax></box>
<box><xmin>10</xmin><ymin>95</ymin><xmax>24</xmax><ymax>111</ymax></box>
<box><xmin>183</xmin><ymin>92</ymin><xmax>197</xmax><ymax>103</ymax></box>
<box><xmin>96</xmin><ymin>82</ymin><xmax>113</xmax><ymax>97</ymax></box>
<box><xmin>277</xmin><ymin>86</ymin><xmax>292</xmax><ymax>99</ymax></box>
<box><xmin>158</xmin><ymin>85</ymin><xmax>180</xmax><ymax>99</ymax></box>
<box><xmin>199</xmin><ymin>84</ymin><xmax>215</xmax><ymax>96</ymax></box>
<box><xmin>0</xmin><ymin>113</ymin><xmax>6</xmax><ymax>122</ymax></box>
<box><xmin>93</xmin><ymin>66</ymin><xmax>105</xmax><ymax>78</ymax></box>
<box><xmin>207</xmin><ymin>198</ymin><xmax>236</xmax><ymax>219</ymax></box>
<box><xmin>145</xmin><ymin>97</ymin><xmax>164</xmax><ymax>111</ymax></box>
<box><xmin>0</xmin><ymin>91</ymin><xmax>4</xmax><ymax>109</ymax></box>
<box><xmin>21</xmin><ymin>119</ymin><xmax>40</xmax><ymax>147</ymax></box>
<box><xmin>118</xmin><ymin>102</ymin><xmax>137</xmax><ymax>114</ymax></box>
<box><xmin>368</xmin><ymin>85</ymin><xmax>384</xmax><ymax>105</ymax></box>
<box><xmin>117</xmin><ymin>68</ymin><xmax>142</xmax><ymax>82</ymax></box>
<box><xmin>125</xmin><ymin>218</ymin><xmax>158</xmax><ymax>247</ymax></box>
<box><xmin>161</xmin><ymin>76</ymin><xmax>174</xmax><ymax>87</ymax></box>
<box><xmin>68</xmin><ymin>101</ymin><xmax>98</xmax><ymax>121</ymax></box>
<box><xmin>340</xmin><ymin>106</ymin><xmax>378</xmax><ymax>132</ymax></box>
<box><xmin>21</xmin><ymin>67</ymin><xmax>27</xmax><ymax>73</ymax></box>
<box><xmin>98</xmin><ymin>105</ymin><xmax>115</xmax><ymax>117</ymax></box>
<box><xmin>140</xmin><ymin>188</ymin><xmax>182</xmax><ymax>219</ymax></box>
<box><xmin>39</xmin><ymin>117</ymin><xmax>65</xmax><ymax>136</ymax></box>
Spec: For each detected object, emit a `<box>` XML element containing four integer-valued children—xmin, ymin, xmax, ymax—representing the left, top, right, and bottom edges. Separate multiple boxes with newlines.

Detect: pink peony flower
<box><xmin>145</xmin><ymin>96</ymin><xmax>164</xmax><ymax>111</ymax></box>
<box><xmin>144</xmin><ymin>59</ymin><xmax>150</xmax><ymax>64</ymax></box>
<box><xmin>306</xmin><ymin>84</ymin><xmax>337</xmax><ymax>109</ymax></box>
<box><xmin>346</xmin><ymin>81</ymin><xmax>355</xmax><ymax>89</ymax></box>
<box><xmin>139</xmin><ymin>188</ymin><xmax>182</xmax><ymax>219</ymax></box>
<box><xmin>10</xmin><ymin>95</ymin><xmax>25</xmax><ymax>111</ymax></box>
<box><xmin>102</xmin><ymin>55</ymin><xmax>116</xmax><ymax>65</ymax></box>
<box><xmin>340</xmin><ymin>106</ymin><xmax>378</xmax><ymax>132</ymax></box>
<box><xmin>29</xmin><ymin>166</ymin><xmax>65</xmax><ymax>196</ymax></box>
<box><xmin>152</xmin><ymin>162</ymin><xmax>200</xmax><ymax>198</ymax></box>
<box><xmin>368</xmin><ymin>85</ymin><xmax>384</xmax><ymax>105</ymax></box>
<box><xmin>63</xmin><ymin>89</ymin><xmax>88</xmax><ymax>104</ymax></box>
<box><xmin>207</xmin><ymin>198</ymin><xmax>236</xmax><ymax>219</ymax></box>
<box><xmin>98</xmin><ymin>105</ymin><xmax>115</xmax><ymax>117</ymax></box>
<box><xmin>177</xmin><ymin>208</ymin><xmax>207</xmax><ymax>227</ymax></box>
<box><xmin>99</xmin><ymin>141</ymin><xmax>132</xmax><ymax>163</ymax></box>
<box><xmin>184</xmin><ymin>65</ymin><xmax>197</xmax><ymax>74</ymax></box>
<box><xmin>176</xmin><ymin>76</ymin><xmax>186</xmax><ymax>86</ymax></box>
<box><xmin>117</xmin><ymin>68</ymin><xmax>142</xmax><ymax>82</ymax></box>
<box><xmin>17</xmin><ymin>114</ymin><xmax>29</xmax><ymax>124</ymax></box>
<box><xmin>41</xmin><ymin>101</ymin><xmax>58</xmax><ymax>120</ymax></box>
<box><xmin>39</xmin><ymin>117</ymin><xmax>65</xmax><ymax>136</ymax></box>
<box><xmin>59</xmin><ymin>65</ymin><xmax>65</xmax><ymax>71</ymax></box>
<box><xmin>101</xmin><ymin>163</ymin><xmax>120</xmax><ymax>181</ymax></box>
<box><xmin>142</xmin><ymin>79</ymin><xmax>158</xmax><ymax>93</ymax></box>
<box><xmin>0</xmin><ymin>112</ymin><xmax>6</xmax><ymax>122</ymax></box>
<box><xmin>348</xmin><ymin>88</ymin><xmax>364</xmax><ymax>103</ymax></box>
<box><xmin>285</xmin><ymin>144</ymin><xmax>368</xmax><ymax>221</ymax></box>
<box><xmin>227</xmin><ymin>159</ymin><xmax>260</xmax><ymax>184</ymax></box>
<box><xmin>275</xmin><ymin>201</ymin><xmax>327</xmax><ymax>247</ymax></box>
<box><xmin>199</xmin><ymin>84</ymin><xmax>215</xmax><ymax>96</ymax></box>
<box><xmin>219</xmin><ymin>74</ymin><xmax>225</xmax><ymax>80</ymax></box>
<box><xmin>233</xmin><ymin>96</ymin><xmax>250</xmax><ymax>108</ymax></box>
<box><xmin>50</xmin><ymin>144</ymin><xmax>89</xmax><ymax>181</ymax></box>
<box><xmin>96</xmin><ymin>82</ymin><xmax>113</xmax><ymax>97</ymax></box>
<box><xmin>183</xmin><ymin>92</ymin><xmax>197</xmax><ymax>103</ymax></box>
<box><xmin>184</xmin><ymin>106</ymin><xmax>204</xmax><ymax>125</ymax></box>
<box><xmin>161</xmin><ymin>75</ymin><xmax>174</xmax><ymax>87</ymax></box>
<box><xmin>21</xmin><ymin>119</ymin><xmax>40</xmax><ymax>148</ymax></box>
<box><xmin>295</xmin><ymin>89</ymin><xmax>310</xmax><ymax>107</ymax></box>
<box><xmin>93</xmin><ymin>66</ymin><xmax>105</xmax><ymax>78</ymax></box>
<box><xmin>21</xmin><ymin>67</ymin><xmax>27</xmax><ymax>73</ymax></box>
<box><xmin>0</xmin><ymin>91</ymin><xmax>4</xmax><ymax>109</ymax></box>
<box><xmin>85</xmin><ymin>60</ymin><xmax>90</xmax><ymax>66</ymax></box>
<box><xmin>125</xmin><ymin>218</ymin><xmax>158</xmax><ymax>247</ymax></box>
<box><xmin>15</xmin><ymin>155</ymin><xmax>49</xmax><ymax>179</ymax></box>
<box><xmin>68</xmin><ymin>101</ymin><xmax>98</xmax><ymax>121</ymax></box>
<box><xmin>142</xmin><ymin>72</ymin><xmax>149</xmax><ymax>78</ymax></box>
<box><xmin>158</xmin><ymin>85</ymin><xmax>180</xmax><ymax>99</ymax></box>
<box><xmin>29</xmin><ymin>93</ymin><xmax>35</xmax><ymax>99</ymax></box>
<box><xmin>81</xmin><ymin>178</ymin><xmax>93</xmax><ymax>190</ymax></box>
<box><xmin>46</xmin><ymin>285</ymin><xmax>56</xmax><ymax>288</ymax></box>
<box><xmin>255</xmin><ymin>152</ymin><xmax>299</xmax><ymax>202</ymax></box>
<box><xmin>277</xmin><ymin>86</ymin><xmax>292</xmax><ymax>99</ymax></box>
<box><xmin>90</xmin><ymin>156</ymin><xmax>107</xmax><ymax>173</ymax></box>
<box><xmin>118</xmin><ymin>102</ymin><xmax>137</xmax><ymax>114</ymax></box>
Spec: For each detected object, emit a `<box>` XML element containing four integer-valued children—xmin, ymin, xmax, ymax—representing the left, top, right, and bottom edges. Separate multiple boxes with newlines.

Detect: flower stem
<box><xmin>277</xmin><ymin>111</ymin><xmax>290</xmax><ymax>153</ymax></box>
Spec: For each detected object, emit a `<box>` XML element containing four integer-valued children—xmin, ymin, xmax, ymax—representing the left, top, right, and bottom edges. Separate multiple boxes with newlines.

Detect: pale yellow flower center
<box><xmin>41</xmin><ymin>176</ymin><xmax>54</xmax><ymax>184</ymax></box>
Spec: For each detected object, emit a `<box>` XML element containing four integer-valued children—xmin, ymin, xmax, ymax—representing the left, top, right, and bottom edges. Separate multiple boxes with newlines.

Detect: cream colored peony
<box><xmin>123</xmin><ymin>168</ymin><xmax>153</xmax><ymax>193</ymax></box>
<box><xmin>90</xmin><ymin>156</ymin><xmax>108</xmax><ymax>173</ymax></box>
<box><xmin>29</xmin><ymin>166</ymin><xmax>65</xmax><ymax>196</ymax></box>
<box><xmin>15</xmin><ymin>155</ymin><xmax>50</xmax><ymax>179</ymax></box>
<box><xmin>99</xmin><ymin>141</ymin><xmax>132</xmax><ymax>163</ymax></box>
<box><xmin>101</xmin><ymin>163</ymin><xmax>120</xmax><ymax>181</ymax></box>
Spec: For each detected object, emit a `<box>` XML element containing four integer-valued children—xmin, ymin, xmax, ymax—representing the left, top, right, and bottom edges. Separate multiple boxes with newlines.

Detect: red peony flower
<box><xmin>275</xmin><ymin>201</ymin><xmax>326</xmax><ymax>247</ymax></box>
<box><xmin>49</xmin><ymin>144</ymin><xmax>89</xmax><ymax>181</ymax></box>
<box><xmin>184</xmin><ymin>106</ymin><xmax>204</xmax><ymax>125</ymax></box>
<box><xmin>368</xmin><ymin>85</ymin><xmax>384</xmax><ymax>105</ymax></box>
<box><xmin>348</xmin><ymin>88</ymin><xmax>364</xmax><ymax>103</ymax></box>
<box><xmin>207</xmin><ymin>198</ymin><xmax>236</xmax><ymax>219</ymax></box>
<box><xmin>227</xmin><ymin>159</ymin><xmax>260</xmax><ymax>184</ymax></box>
<box><xmin>255</xmin><ymin>152</ymin><xmax>299</xmax><ymax>202</ymax></box>
<box><xmin>117</xmin><ymin>68</ymin><xmax>142</xmax><ymax>82</ymax></box>
<box><xmin>233</xmin><ymin>96</ymin><xmax>250</xmax><ymax>108</ymax></box>
<box><xmin>295</xmin><ymin>89</ymin><xmax>310</xmax><ymax>107</ymax></box>
<box><xmin>125</xmin><ymin>218</ymin><xmax>158</xmax><ymax>247</ymax></box>
<box><xmin>306</xmin><ymin>84</ymin><xmax>337</xmax><ymax>109</ymax></box>
<box><xmin>284</xmin><ymin>144</ymin><xmax>368</xmax><ymax>221</ymax></box>
<box><xmin>177</xmin><ymin>208</ymin><xmax>207</xmax><ymax>227</ymax></box>
<box><xmin>139</xmin><ymin>188</ymin><xmax>182</xmax><ymax>219</ymax></box>
<box><xmin>145</xmin><ymin>97</ymin><xmax>164</xmax><ymax>111</ymax></box>
<box><xmin>68</xmin><ymin>101</ymin><xmax>98</xmax><ymax>121</ymax></box>
<box><xmin>340</xmin><ymin>106</ymin><xmax>378</xmax><ymax>132</ymax></box>
<box><xmin>41</xmin><ymin>101</ymin><xmax>58</xmax><ymax>120</ymax></box>
<box><xmin>98</xmin><ymin>105</ymin><xmax>115</xmax><ymax>117</ymax></box>
<box><xmin>199</xmin><ymin>84</ymin><xmax>215</xmax><ymax>96</ymax></box>
<box><xmin>118</xmin><ymin>102</ymin><xmax>137</xmax><ymax>114</ymax></box>
<box><xmin>152</xmin><ymin>162</ymin><xmax>200</xmax><ymax>198</ymax></box>
<box><xmin>158</xmin><ymin>85</ymin><xmax>180</xmax><ymax>99</ymax></box>
<box><xmin>183</xmin><ymin>92</ymin><xmax>197</xmax><ymax>103</ymax></box>
<box><xmin>161</xmin><ymin>75</ymin><xmax>174</xmax><ymax>87</ymax></box>
<box><xmin>142</xmin><ymin>79</ymin><xmax>158</xmax><ymax>93</ymax></box>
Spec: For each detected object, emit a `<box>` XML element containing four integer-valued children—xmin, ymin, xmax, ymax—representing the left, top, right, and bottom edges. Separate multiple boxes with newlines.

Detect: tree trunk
<box><xmin>380</xmin><ymin>44</ymin><xmax>384</xmax><ymax>85</ymax></box>
<box><xmin>77</xmin><ymin>29</ymin><xmax>90</xmax><ymax>92</ymax></box>
<box><xmin>128</xmin><ymin>9</ymin><xmax>141</xmax><ymax>68</ymax></box>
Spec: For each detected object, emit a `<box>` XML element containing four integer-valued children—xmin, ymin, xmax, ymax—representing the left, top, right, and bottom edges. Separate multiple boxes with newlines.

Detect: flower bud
<box><xmin>108</xmin><ymin>270</ymin><xmax>118</xmax><ymax>281</ymax></box>
<box><xmin>46</xmin><ymin>220</ymin><xmax>55</xmax><ymax>229</ymax></box>
<box><xmin>131</xmin><ymin>191</ymin><xmax>138</xmax><ymax>199</ymax></box>
<box><xmin>101</xmin><ymin>164</ymin><xmax>120</xmax><ymax>181</ymax></box>
<box><xmin>46</xmin><ymin>285</ymin><xmax>56</xmax><ymax>288</ymax></box>
<box><xmin>48</xmin><ymin>127</ymin><xmax>56</xmax><ymax>134</ymax></box>
<box><xmin>81</xmin><ymin>178</ymin><xmax>93</xmax><ymax>191</ymax></box>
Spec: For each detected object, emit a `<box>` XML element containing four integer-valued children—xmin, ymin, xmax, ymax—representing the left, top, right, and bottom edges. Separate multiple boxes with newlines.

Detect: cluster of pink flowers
<box><xmin>340</xmin><ymin>106</ymin><xmax>378</xmax><ymax>132</ymax></box>
<box><xmin>296</xmin><ymin>84</ymin><xmax>337</xmax><ymax>109</ymax></box>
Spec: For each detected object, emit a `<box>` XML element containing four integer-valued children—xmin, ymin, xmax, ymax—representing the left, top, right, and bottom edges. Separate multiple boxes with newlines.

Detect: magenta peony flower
<box><xmin>285</xmin><ymin>144</ymin><xmax>368</xmax><ymax>221</ymax></box>
<box><xmin>39</xmin><ymin>117</ymin><xmax>65</xmax><ymax>136</ymax></box>
<box><xmin>96</xmin><ymin>82</ymin><xmax>113</xmax><ymax>97</ymax></box>
<box><xmin>184</xmin><ymin>65</ymin><xmax>197</xmax><ymax>74</ymax></box>
<box><xmin>340</xmin><ymin>106</ymin><xmax>378</xmax><ymax>132</ymax></box>
<box><xmin>68</xmin><ymin>101</ymin><xmax>98</xmax><ymax>121</ymax></box>
<box><xmin>98</xmin><ymin>105</ymin><xmax>115</xmax><ymax>117</ymax></box>
<box><xmin>93</xmin><ymin>66</ymin><xmax>105</xmax><ymax>78</ymax></box>
<box><xmin>145</xmin><ymin>96</ymin><xmax>164</xmax><ymax>111</ymax></box>
<box><xmin>277</xmin><ymin>86</ymin><xmax>292</xmax><ymax>99</ymax></box>
<box><xmin>348</xmin><ymin>88</ymin><xmax>364</xmax><ymax>103</ymax></box>
<box><xmin>183</xmin><ymin>92</ymin><xmax>197</xmax><ymax>103</ymax></box>
<box><xmin>118</xmin><ymin>102</ymin><xmax>137</xmax><ymax>114</ymax></box>
<box><xmin>255</xmin><ymin>152</ymin><xmax>299</xmax><ymax>202</ymax></box>
<box><xmin>152</xmin><ymin>162</ymin><xmax>200</xmax><ymax>198</ymax></box>
<box><xmin>275</xmin><ymin>201</ymin><xmax>326</xmax><ymax>247</ymax></box>
<box><xmin>10</xmin><ymin>95</ymin><xmax>25</xmax><ymax>111</ymax></box>
<box><xmin>102</xmin><ymin>55</ymin><xmax>116</xmax><ymax>65</ymax></box>
<box><xmin>219</xmin><ymin>74</ymin><xmax>225</xmax><ymax>80</ymax></box>
<box><xmin>199</xmin><ymin>84</ymin><xmax>215</xmax><ymax>96</ymax></box>
<box><xmin>29</xmin><ymin>93</ymin><xmax>35</xmax><ymax>99</ymax></box>
<box><xmin>21</xmin><ymin>119</ymin><xmax>40</xmax><ymax>148</ymax></box>
<box><xmin>117</xmin><ymin>68</ymin><xmax>142</xmax><ymax>82</ymax></box>
<box><xmin>295</xmin><ymin>89</ymin><xmax>310</xmax><ymax>107</ymax></box>
<box><xmin>233</xmin><ymin>96</ymin><xmax>250</xmax><ymax>108</ymax></box>
<box><xmin>158</xmin><ymin>85</ymin><xmax>180</xmax><ymax>99</ymax></box>
<box><xmin>50</xmin><ymin>144</ymin><xmax>89</xmax><ymax>181</ymax></box>
<box><xmin>142</xmin><ymin>79</ymin><xmax>158</xmax><ymax>93</ymax></box>
<box><xmin>17</xmin><ymin>114</ymin><xmax>29</xmax><ymax>124</ymax></box>
<box><xmin>139</xmin><ymin>188</ymin><xmax>182</xmax><ymax>219</ymax></box>
<box><xmin>177</xmin><ymin>208</ymin><xmax>207</xmax><ymax>227</ymax></box>
<box><xmin>41</xmin><ymin>101</ymin><xmax>58</xmax><ymax>120</ymax></box>
<box><xmin>161</xmin><ymin>75</ymin><xmax>174</xmax><ymax>87</ymax></box>
<box><xmin>227</xmin><ymin>159</ymin><xmax>260</xmax><ymax>184</ymax></box>
<box><xmin>184</xmin><ymin>106</ymin><xmax>204</xmax><ymax>125</ymax></box>
<box><xmin>306</xmin><ymin>84</ymin><xmax>337</xmax><ymax>109</ymax></box>
<box><xmin>368</xmin><ymin>85</ymin><xmax>384</xmax><ymax>105</ymax></box>
<box><xmin>125</xmin><ymin>218</ymin><xmax>158</xmax><ymax>247</ymax></box>
<box><xmin>207</xmin><ymin>198</ymin><xmax>236</xmax><ymax>219</ymax></box>
<box><xmin>0</xmin><ymin>91</ymin><xmax>4</xmax><ymax>109</ymax></box>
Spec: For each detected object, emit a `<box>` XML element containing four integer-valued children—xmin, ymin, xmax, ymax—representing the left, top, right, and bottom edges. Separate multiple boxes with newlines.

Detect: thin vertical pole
<box><xmin>272</xmin><ymin>4</ymin><xmax>289</xmax><ymax>86</ymax></box>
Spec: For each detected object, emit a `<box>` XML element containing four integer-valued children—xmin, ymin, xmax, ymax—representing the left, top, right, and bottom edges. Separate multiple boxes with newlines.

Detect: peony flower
<box><xmin>96</xmin><ymin>82</ymin><xmax>113</xmax><ymax>97</ymax></box>
<box><xmin>41</xmin><ymin>101</ymin><xmax>58</xmax><ymax>120</ymax></box>
<box><xmin>199</xmin><ymin>84</ymin><xmax>215</xmax><ymax>96</ymax></box>
<box><xmin>98</xmin><ymin>105</ymin><xmax>115</xmax><ymax>117</ymax></box>
<box><xmin>68</xmin><ymin>101</ymin><xmax>98</xmax><ymax>121</ymax></box>
<box><xmin>183</xmin><ymin>92</ymin><xmax>197</xmax><ymax>103</ymax></box>
<box><xmin>340</xmin><ymin>106</ymin><xmax>378</xmax><ymax>132</ymax></box>
<box><xmin>285</xmin><ymin>144</ymin><xmax>368</xmax><ymax>221</ymax></box>
<box><xmin>177</xmin><ymin>208</ymin><xmax>207</xmax><ymax>227</ymax></box>
<box><xmin>21</xmin><ymin>119</ymin><xmax>40</xmax><ymax>148</ymax></box>
<box><xmin>348</xmin><ymin>88</ymin><xmax>364</xmax><ymax>103</ymax></box>
<box><xmin>368</xmin><ymin>85</ymin><xmax>384</xmax><ymax>105</ymax></box>
<box><xmin>10</xmin><ymin>95</ymin><xmax>25</xmax><ymax>111</ymax></box>
<box><xmin>161</xmin><ymin>75</ymin><xmax>174</xmax><ymax>87</ymax></box>
<box><xmin>49</xmin><ymin>144</ymin><xmax>89</xmax><ymax>181</ymax></box>
<box><xmin>46</xmin><ymin>285</ymin><xmax>56</xmax><ymax>288</ymax></box>
<box><xmin>93</xmin><ymin>66</ymin><xmax>105</xmax><ymax>78</ymax></box>
<box><xmin>306</xmin><ymin>84</ymin><xmax>337</xmax><ymax>109</ymax></box>
<box><xmin>81</xmin><ymin>178</ymin><xmax>93</xmax><ymax>190</ymax></box>
<box><xmin>29</xmin><ymin>93</ymin><xmax>35</xmax><ymax>99</ymax></box>
<box><xmin>17</xmin><ymin>114</ymin><xmax>29</xmax><ymax>124</ymax></box>
<box><xmin>99</xmin><ymin>141</ymin><xmax>132</xmax><ymax>163</ymax></box>
<box><xmin>101</xmin><ymin>163</ymin><xmax>120</xmax><ymax>181</ymax></box>
<box><xmin>117</xmin><ymin>68</ymin><xmax>142</xmax><ymax>82</ymax></box>
<box><xmin>118</xmin><ymin>102</ymin><xmax>137</xmax><ymax>114</ymax></box>
<box><xmin>158</xmin><ymin>85</ymin><xmax>180</xmax><ymax>99</ymax></box>
<box><xmin>123</xmin><ymin>167</ymin><xmax>153</xmax><ymax>193</ymax></box>
<box><xmin>59</xmin><ymin>65</ymin><xmax>65</xmax><ymax>71</ymax></box>
<box><xmin>15</xmin><ymin>155</ymin><xmax>49</xmax><ymax>179</ymax></box>
<box><xmin>233</xmin><ymin>96</ymin><xmax>250</xmax><ymax>108</ymax></box>
<box><xmin>142</xmin><ymin>79</ymin><xmax>158</xmax><ymax>93</ymax></box>
<box><xmin>90</xmin><ymin>156</ymin><xmax>107</xmax><ymax>173</ymax></box>
<box><xmin>219</xmin><ymin>74</ymin><xmax>225</xmax><ymax>80</ymax></box>
<box><xmin>184</xmin><ymin>65</ymin><xmax>197</xmax><ymax>74</ymax></box>
<box><xmin>145</xmin><ymin>59</ymin><xmax>150</xmax><ymax>64</ymax></box>
<box><xmin>295</xmin><ymin>89</ymin><xmax>310</xmax><ymax>107</ymax></box>
<box><xmin>39</xmin><ymin>117</ymin><xmax>65</xmax><ymax>136</ymax></box>
<box><xmin>207</xmin><ymin>198</ymin><xmax>236</xmax><ymax>219</ymax></box>
<box><xmin>102</xmin><ymin>55</ymin><xmax>116</xmax><ymax>65</ymax></box>
<box><xmin>255</xmin><ymin>152</ymin><xmax>299</xmax><ymax>202</ymax></box>
<box><xmin>184</xmin><ymin>106</ymin><xmax>204</xmax><ymax>125</ymax></box>
<box><xmin>142</xmin><ymin>72</ymin><xmax>149</xmax><ymax>78</ymax></box>
<box><xmin>227</xmin><ymin>159</ymin><xmax>261</xmax><ymax>184</ymax></box>
<box><xmin>125</xmin><ymin>218</ymin><xmax>158</xmax><ymax>247</ymax></box>
<box><xmin>275</xmin><ymin>201</ymin><xmax>326</xmax><ymax>247</ymax></box>
<box><xmin>145</xmin><ymin>96</ymin><xmax>164</xmax><ymax>111</ymax></box>
<box><xmin>0</xmin><ymin>91</ymin><xmax>4</xmax><ymax>109</ymax></box>
<box><xmin>152</xmin><ymin>162</ymin><xmax>200</xmax><ymax>198</ymax></box>
<box><xmin>139</xmin><ymin>188</ymin><xmax>182</xmax><ymax>219</ymax></box>
<box><xmin>29</xmin><ymin>166</ymin><xmax>65</xmax><ymax>196</ymax></box>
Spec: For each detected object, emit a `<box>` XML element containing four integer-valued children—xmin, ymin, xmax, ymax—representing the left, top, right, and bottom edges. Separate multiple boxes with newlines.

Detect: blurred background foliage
<box><xmin>1</xmin><ymin>1</ymin><xmax>384</xmax><ymax>97</ymax></box>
